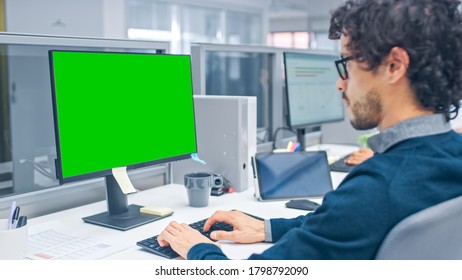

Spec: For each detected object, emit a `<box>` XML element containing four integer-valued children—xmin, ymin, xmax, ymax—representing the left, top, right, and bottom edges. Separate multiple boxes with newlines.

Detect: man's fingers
<box><xmin>159</xmin><ymin>221</ymin><xmax>184</xmax><ymax>245</ymax></box>
<box><xmin>165</xmin><ymin>221</ymin><xmax>183</xmax><ymax>233</ymax></box>
<box><xmin>204</xmin><ymin>211</ymin><xmax>233</xmax><ymax>231</ymax></box>
<box><xmin>158</xmin><ymin>230</ymin><xmax>173</xmax><ymax>247</ymax></box>
<box><xmin>157</xmin><ymin>237</ymin><xmax>170</xmax><ymax>247</ymax></box>
<box><xmin>210</xmin><ymin>230</ymin><xmax>235</xmax><ymax>241</ymax></box>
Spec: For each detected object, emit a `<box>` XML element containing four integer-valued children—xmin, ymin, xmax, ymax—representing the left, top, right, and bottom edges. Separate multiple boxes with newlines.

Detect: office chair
<box><xmin>375</xmin><ymin>195</ymin><xmax>462</xmax><ymax>259</ymax></box>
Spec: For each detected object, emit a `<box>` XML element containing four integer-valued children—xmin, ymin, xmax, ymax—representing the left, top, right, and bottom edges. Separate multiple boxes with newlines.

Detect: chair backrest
<box><xmin>375</xmin><ymin>195</ymin><xmax>462</xmax><ymax>259</ymax></box>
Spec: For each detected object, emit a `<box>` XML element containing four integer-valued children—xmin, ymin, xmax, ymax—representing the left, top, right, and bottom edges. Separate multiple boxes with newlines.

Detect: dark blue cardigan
<box><xmin>187</xmin><ymin>131</ymin><xmax>462</xmax><ymax>259</ymax></box>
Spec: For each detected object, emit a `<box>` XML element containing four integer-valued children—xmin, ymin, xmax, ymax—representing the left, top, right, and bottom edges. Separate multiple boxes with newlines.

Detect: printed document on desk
<box><xmin>26</xmin><ymin>221</ymin><xmax>126</xmax><ymax>260</ymax></box>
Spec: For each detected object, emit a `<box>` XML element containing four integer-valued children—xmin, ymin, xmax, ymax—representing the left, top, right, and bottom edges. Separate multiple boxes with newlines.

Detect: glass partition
<box><xmin>0</xmin><ymin>33</ymin><xmax>169</xmax><ymax>203</ymax></box>
<box><xmin>190</xmin><ymin>44</ymin><xmax>343</xmax><ymax>150</ymax></box>
<box><xmin>127</xmin><ymin>0</ymin><xmax>264</xmax><ymax>54</ymax></box>
<box><xmin>191</xmin><ymin>44</ymin><xmax>281</xmax><ymax>147</ymax></box>
<box><xmin>205</xmin><ymin>52</ymin><xmax>272</xmax><ymax>129</ymax></box>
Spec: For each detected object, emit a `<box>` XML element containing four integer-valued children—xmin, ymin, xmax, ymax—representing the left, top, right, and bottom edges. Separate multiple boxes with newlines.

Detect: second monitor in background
<box><xmin>283</xmin><ymin>52</ymin><xmax>344</xmax><ymax>150</ymax></box>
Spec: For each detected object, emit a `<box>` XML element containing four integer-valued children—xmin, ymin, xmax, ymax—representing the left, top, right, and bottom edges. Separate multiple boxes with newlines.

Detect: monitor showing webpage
<box><xmin>284</xmin><ymin>52</ymin><xmax>344</xmax><ymax>129</ymax></box>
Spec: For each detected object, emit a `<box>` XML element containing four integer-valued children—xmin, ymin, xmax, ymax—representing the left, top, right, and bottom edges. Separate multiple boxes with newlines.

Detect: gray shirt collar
<box><xmin>368</xmin><ymin>114</ymin><xmax>451</xmax><ymax>154</ymax></box>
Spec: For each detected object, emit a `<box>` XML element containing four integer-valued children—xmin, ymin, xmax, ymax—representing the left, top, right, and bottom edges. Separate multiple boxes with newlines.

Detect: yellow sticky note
<box><xmin>140</xmin><ymin>206</ymin><xmax>173</xmax><ymax>217</ymax></box>
<box><xmin>112</xmin><ymin>166</ymin><xmax>137</xmax><ymax>194</ymax></box>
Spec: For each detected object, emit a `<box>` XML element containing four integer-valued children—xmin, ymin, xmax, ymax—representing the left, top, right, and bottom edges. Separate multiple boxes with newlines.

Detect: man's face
<box><xmin>336</xmin><ymin>36</ymin><xmax>384</xmax><ymax>130</ymax></box>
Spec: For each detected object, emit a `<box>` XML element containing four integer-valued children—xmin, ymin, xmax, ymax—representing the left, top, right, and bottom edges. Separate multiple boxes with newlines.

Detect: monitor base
<box><xmin>82</xmin><ymin>204</ymin><xmax>171</xmax><ymax>231</ymax></box>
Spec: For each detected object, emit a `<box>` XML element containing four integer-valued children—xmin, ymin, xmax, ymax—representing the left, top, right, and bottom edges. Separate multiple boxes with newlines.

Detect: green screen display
<box><xmin>50</xmin><ymin>51</ymin><xmax>197</xmax><ymax>181</ymax></box>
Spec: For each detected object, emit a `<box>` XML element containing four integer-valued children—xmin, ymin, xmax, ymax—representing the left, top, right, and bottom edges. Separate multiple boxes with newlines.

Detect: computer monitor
<box><xmin>49</xmin><ymin>50</ymin><xmax>197</xmax><ymax>230</ymax></box>
<box><xmin>283</xmin><ymin>52</ymin><xmax>344</xmax><ymax>150</ymax></box>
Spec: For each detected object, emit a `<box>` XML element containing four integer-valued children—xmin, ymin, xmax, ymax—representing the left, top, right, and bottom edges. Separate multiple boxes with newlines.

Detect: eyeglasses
<box><xmin>335</xmin><ymin>56</ymin><xmax>354</xmax><ymax>80</ymax></box>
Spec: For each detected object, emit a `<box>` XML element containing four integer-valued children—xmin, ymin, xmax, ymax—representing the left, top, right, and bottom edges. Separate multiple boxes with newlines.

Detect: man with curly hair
<box><xmin>158</xmin><ymin>0</ymin><xmax>462</xmax><ymax>259</ymax></box>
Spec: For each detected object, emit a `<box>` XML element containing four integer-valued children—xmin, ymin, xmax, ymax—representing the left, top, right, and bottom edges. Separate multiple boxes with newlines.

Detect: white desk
<box><xmin>27</xmin><ymin>170</ymin><xmax>347</xmax><ymax>260</ymax></box>
<box><xmin>26</xmin><ymin>144</ymin><xmax>353</xmax><ymax>260</ymax></box>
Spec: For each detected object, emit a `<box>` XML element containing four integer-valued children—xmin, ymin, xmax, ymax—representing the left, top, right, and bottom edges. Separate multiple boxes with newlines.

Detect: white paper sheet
<box><xmin>26</xmin><ymin>221</ymin><xmax>126</xmax><ymax>260</ymax></box>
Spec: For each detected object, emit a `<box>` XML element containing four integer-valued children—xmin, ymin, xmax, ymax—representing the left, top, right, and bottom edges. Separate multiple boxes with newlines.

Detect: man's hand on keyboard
<box><xmin>204</xmin><ymin>210</ymin><xmax>265</xmax><ymax>244</ymax></box>
<box><xmin>344</xmin><ymin>147</ymin><xmax>374</xmax><ymax>165</ymax></box>
<box><xmin>157</xmin><ymin>221</ymin><xmax>219</xmax><ymax>259</ymax></box>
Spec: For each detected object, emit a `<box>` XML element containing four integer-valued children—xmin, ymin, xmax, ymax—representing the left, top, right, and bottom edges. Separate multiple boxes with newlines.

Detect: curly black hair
<box><xmin>329</xmin><ymin>0</ymin><xmax>462</xmax><ymax>120</ymax></box>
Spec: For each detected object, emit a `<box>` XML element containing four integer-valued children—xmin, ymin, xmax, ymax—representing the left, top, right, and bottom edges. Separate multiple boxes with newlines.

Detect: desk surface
<box><xmin>27</xmin><ymin>144</ymin><xmax>353</xmax><ymax>260</ymax></box>
<box><xmin>28</xmin><ymin>174</ymin><xmax>347</xmax><ymax>260</ymax></box>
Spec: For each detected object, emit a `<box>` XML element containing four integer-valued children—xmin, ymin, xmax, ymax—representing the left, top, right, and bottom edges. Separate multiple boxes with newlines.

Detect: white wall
<box><xmin>268</xmin><ymin>0</ymin><xmax>343</xmax><ymax>33</ymax></box>
<box><xmin>4</xmin><ymin>0</ymin><xmax>270</xmax><ymax>39</ymax></box>
<box><xmin>270</xmin><ymin>17</ymin><xmax>308</xmax><ymax>32</ymax></box>
<box><xmin>102</xmin><ymin>0</ymin><xmax>126</xmax><ymax>39</ymax></box>
<box><xmin>6</xmin><ymin>0</ymin><xmax>104</xmax><ymax>37</ymax></box>
<box><xmin>5</xmin><ymin>0</ymin><xmax>342</xmax><ymax>39</ymax></box>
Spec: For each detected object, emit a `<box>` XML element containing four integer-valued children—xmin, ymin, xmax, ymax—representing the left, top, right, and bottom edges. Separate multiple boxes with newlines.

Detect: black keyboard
<box><xmin>137</xmin><ymin>213</ymin><xmax>262</xmax><ymax>259</ymax></box>
<box><xmin>329</xmin><ymin>154</ymin><xmax>355</xmax><ymax>173</ymax></box>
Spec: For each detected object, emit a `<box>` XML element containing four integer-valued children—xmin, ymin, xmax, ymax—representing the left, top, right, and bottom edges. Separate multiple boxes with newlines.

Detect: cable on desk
<box><xmin>271</xmin><ymin>127</ymin><xmax>297</xmax><ymax>150</ymax></box>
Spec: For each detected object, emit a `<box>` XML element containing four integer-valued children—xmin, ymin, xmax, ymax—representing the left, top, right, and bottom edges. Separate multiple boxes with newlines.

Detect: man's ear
<box><xmin>386</xmin><ymin>46</ymin><xmax>409</xmax><ymax>83</ymax></box>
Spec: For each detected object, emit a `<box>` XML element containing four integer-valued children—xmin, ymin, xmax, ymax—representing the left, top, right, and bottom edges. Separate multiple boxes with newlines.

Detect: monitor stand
<box><xmin>296</xmin><ymin>128</ymin><xmax>307</xmax><ymax>151</ymax></box>
<box><xmin>82</xmin><ymin>174</ymin><xmax>171</xmax><ymax>231</ymax></box>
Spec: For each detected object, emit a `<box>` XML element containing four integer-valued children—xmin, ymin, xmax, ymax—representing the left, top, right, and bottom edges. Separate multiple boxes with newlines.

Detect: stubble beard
<box><xmin>348</xmin><ymin>88</ymin><xmax>382</xmax><ymax>130</ymax></box>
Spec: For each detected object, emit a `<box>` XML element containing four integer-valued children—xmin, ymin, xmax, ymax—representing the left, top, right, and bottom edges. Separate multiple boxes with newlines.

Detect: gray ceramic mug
<box><xmin>184</xmin><ymin>172</ymin><xmax>223</xmax><ymax>207</ymax></box>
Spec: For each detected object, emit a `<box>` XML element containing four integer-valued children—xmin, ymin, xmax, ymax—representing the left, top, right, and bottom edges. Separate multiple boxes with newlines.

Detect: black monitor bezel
<box><xmin>49</xmin><ymin>50</ymin><xmax>197</xmax><ymax>185</ymax></box>
<box><xmin>283</xmin><ymin>51</ymin><xmax>344</xmax><ymax>130</ymax></box>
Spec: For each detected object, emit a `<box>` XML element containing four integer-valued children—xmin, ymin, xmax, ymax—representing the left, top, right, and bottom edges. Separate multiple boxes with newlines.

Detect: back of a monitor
<box><xmin>171</xmin><ymin>95</ymin><xmax>257</xmax><ymax>192</ymax></box>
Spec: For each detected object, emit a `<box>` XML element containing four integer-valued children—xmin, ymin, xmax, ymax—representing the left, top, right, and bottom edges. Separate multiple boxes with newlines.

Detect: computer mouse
<box><xmin>285</xmin><ymin>199</ymin><xmax>320</xmax><ymax>211</ymax></box>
